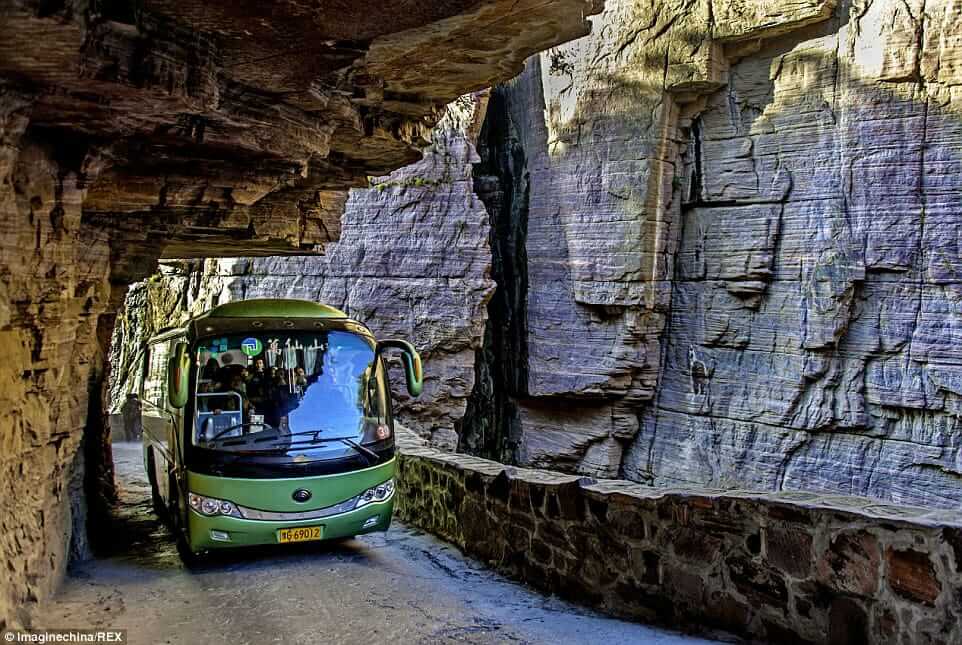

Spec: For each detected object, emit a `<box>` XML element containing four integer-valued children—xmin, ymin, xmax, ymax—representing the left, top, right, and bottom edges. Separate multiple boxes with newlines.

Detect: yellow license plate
<box><xmin>277</xmin><ymin>526</ymin><xmax>322</xmax><ymax>543</ymax></box>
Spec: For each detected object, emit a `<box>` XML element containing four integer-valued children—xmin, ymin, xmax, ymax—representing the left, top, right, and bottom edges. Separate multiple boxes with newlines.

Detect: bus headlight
<box><xmin>188</xmin><ymin>492</ymin><xmax>243</xmax><ymax>518</ymax></box>
<box><xmin>355</xmin><ymin>479</ymin><xmax>395</xmax><ymax>509</ymax></box>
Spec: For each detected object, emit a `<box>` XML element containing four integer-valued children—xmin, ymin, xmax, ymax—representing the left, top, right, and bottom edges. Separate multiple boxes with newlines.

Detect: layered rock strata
<box><xmin>466</xmin><ymin>0</ymin><xmax>962</xmax><ymax>509</ymax></box>
<box><xmin>0</xmin><ymin>104</ymin><xmax>121</xmax><ymax>629</ymax></box>
<box><xmin>629</xmin><ymin>0</ymin><xmax>962</xmax><ymax>510</ymax></box>
<box><xmin>1</xmin><ymin>0</ymin><xmax>602</xmax><ymax>258</ymax></box>
<box><xmin>106</xmin><ymin>0</ymin><xmax>962</xmax><ymax>511</ymax></box>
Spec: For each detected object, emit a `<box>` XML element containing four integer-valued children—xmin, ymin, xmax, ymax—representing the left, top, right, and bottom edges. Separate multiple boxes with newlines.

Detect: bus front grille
<box><xmin>237</xmin><ymin>496</ymin><xmax>359</xmax><ymax>521</ymax></box>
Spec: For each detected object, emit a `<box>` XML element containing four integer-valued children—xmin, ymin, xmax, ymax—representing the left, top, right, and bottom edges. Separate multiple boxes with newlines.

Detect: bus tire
<box><xmin>146</xmin><ymin>450</ymin><xmax>165</xmax><ymax>520</ymax></box>
<box><xmin>169</xmin><ymin>474</ymin><xmax>202</xmax><ymax>568</ymax></box>
<box><xmin>175</xmin><ymin>534</ymin><xmax>202</xmax><ymax>568</ymax></box>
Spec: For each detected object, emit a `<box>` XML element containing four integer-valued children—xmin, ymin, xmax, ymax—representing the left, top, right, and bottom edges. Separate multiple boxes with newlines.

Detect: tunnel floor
<box><xmin>41</xmin><ymin>443</ymin><xmax>726</xmax><ymax>645</ymax></box>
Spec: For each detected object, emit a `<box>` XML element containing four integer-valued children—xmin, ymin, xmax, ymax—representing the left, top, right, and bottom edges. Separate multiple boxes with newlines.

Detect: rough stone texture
<box><xmin>629</xmin><ymin>0</ymin><xmax>962</xmax><ymax>509</ymax></box>
<box><xmin>0</xmin><ymin>97</ymin><xmax>122</xmax><ymax>629</ymax></box>
<box><xmin>464</xmin><ymin>0</ymin><xmax>962</xmax><ymax>509</ymax></box>
<box><xmin>0</xmin><ymin>0</ymin><xmax>603</xmax><ymax>628</ymax></box>
<box><xmin>109</xmin><ymin>98</ymin><xmax>496</xmax><ymax>450</ymax></box>
<box><xmin>1</xmin><ymin>0</ymin><xmax>602</xmax><ymax>258</ymax></box>
<box><xmin>461</xmin><ymin>0</ymin><xmax>848</xmax><ymax>477</ymax></box>
<box><xmin>885</xmin><ymin>547</ymin><xmax>942</xmax><ymax>606</ymax></box>
<box><xmin>395</xmin><ymin>429</ymin><xmax>962</xmax><ymax>644</ymax></box>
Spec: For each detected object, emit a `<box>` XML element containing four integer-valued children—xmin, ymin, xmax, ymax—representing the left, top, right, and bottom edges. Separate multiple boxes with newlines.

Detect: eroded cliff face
<box><xmin>475</xmin><ymin>0</ymin><xmax>962</xmax><ymax>508</ymax></box>
<box><xmin>2</xmin><ymin>0</ymin><xmax>602</xmax><ymax>258</ymax></box>
<box><xmin>114</xmin><ymin>0</ymin><xmax>962</xmax><ymax>512</ymax></box>
<box><xmin>630</xmin><ymin>0</ymin><xmax>962</xmax><ymax>508</ymax></box>
<box><xmin>110</xmin><ymin>99</ymin><xmax>495</xmax><ymax>450</ymax></box>
<box><xmin>0</xmin><ymin>107</ymin><xmax>120</xmax><ymax>629</ymax></box>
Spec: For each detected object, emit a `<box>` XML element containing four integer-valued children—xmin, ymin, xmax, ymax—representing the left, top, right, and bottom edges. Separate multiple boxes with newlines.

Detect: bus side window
<box><xmin>143</xmin><ymin>340</ymin><xmax>172</xmax><ymax>408</ymax></box>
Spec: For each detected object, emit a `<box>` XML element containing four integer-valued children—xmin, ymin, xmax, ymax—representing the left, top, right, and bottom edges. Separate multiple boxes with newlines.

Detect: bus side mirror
<box><xmin>167</xmin><ymin>342</ymin><xmax>190</xmax><ymax>409</ymax></box>
<box><xmin>376</xmin><ymin>339</ymin><xmax>423</xmax><ymax>397</ymax></box>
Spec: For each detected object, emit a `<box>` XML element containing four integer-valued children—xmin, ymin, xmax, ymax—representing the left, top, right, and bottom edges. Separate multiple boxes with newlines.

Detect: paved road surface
<box><xmin>41</xmin><ymin>443</ymin><xmax>726</xmax><ymax>645</ymax></box>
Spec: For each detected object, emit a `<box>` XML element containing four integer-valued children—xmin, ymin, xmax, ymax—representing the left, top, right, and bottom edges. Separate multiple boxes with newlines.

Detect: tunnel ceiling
<box><xmin>1</xmin><ymin>0</ymin><xmax>601</xmax><ymax>260</ymax></box>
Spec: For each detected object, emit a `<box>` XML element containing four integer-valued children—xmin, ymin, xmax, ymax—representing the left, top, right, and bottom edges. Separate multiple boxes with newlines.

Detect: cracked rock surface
<box><xmin>460</xmin><ymin>0</ymin><xmax>962</xmax><ymax>510</ymax></box>
<box><xmin>110</xmin><ymin>0</ymin><xmax>962</xmax><ymax>510</ymax></box>
<box><xmin>627</xmin><ymin>0</ymin><xmax>962</xmax><ymax>509</ymax></box>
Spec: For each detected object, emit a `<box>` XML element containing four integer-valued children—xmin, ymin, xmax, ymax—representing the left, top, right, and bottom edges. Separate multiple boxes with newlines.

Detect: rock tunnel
<box><xmin>0</xmin><ymin>0</ymin><xmax>601</xmax><ymax>624</ymax></box>
<box><xmin>2</xmin><ymin>0</ymin><xmax>962</xmax><ymax>643</ymax></box>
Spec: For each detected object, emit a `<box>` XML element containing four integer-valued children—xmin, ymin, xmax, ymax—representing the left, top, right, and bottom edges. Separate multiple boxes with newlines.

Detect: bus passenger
<box><xmin>247</xmin><ymin>358</ymin><xmax>269</xmax><ymax>410</ymax></box>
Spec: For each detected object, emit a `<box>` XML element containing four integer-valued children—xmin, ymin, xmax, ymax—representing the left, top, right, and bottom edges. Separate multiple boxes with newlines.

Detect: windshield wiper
<box><xmin>267</xmin><ymin>432</ymin><xmax>354</xmax><ymax>447</ymax></box>
<box><xmin>283</xmin><ymin>429</ymin><xmax>342</xmax><ymax>442</ymax></box>
<box><xmin>264</xmin><ymin>433</ymin><xmax>380</xmax><ymax>464</ymax></box>
<box><xmin>340</xmin><ymin>438</ymin><xmax>379</xmax><ymax>465</ymax></box>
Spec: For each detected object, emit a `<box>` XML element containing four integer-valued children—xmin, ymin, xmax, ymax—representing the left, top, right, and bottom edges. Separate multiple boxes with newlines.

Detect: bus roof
<box><xmin>198</xmin><ymin>299</ymin><xmax>348</xmax><ymax>320</ymax></box>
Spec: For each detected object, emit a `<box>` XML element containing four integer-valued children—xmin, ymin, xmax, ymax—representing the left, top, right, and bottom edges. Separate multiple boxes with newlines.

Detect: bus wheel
<box><xmin>175</xmin><ymin>535</ymin><xmax>202</xmax><ymax>568</ymax></box>
<box><xmin>146</xmin><ymin>451</ymin><xmax>165</xmax><ymax>520</ymax></box>
<box><xmin>168</xmin><ymin>475</ymin><xmax>202</xmax><ymax>568</ymax></box>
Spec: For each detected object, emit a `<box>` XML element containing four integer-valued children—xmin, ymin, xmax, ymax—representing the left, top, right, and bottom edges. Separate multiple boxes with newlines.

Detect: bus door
<box><xmin>141</xmin><ymin>337</ymin><xmax>181</xmax><ymax>500</ymax></box>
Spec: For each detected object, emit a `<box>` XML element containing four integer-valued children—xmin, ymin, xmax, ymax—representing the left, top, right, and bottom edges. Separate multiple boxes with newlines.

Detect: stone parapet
<box><xmin>395</xmin><ymin>431</ymin><xmax>962</xmax><ymax>643</ymax></box>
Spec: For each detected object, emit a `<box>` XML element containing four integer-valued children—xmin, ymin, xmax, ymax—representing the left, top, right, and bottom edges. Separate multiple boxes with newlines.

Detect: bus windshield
<box><xmin>191</xmin><ymin>329</ymin><xmax>390</xmax><ymax>455</ymax></box>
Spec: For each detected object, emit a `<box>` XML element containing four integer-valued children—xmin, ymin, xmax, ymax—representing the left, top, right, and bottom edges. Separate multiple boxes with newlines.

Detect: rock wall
<box><xmin>470</xmin><ymin>0</ymin><xmax>962</xmax><ymax>509</ymax></box>
<box><xmin>113</xmin><ymin>0</ymin><xmax>962</xmax><ymax>511</ymax></box>
<box><xmin>109</xmin><ymin>99</ymin><xmax>496</xmax><ymax>450</ymax></box>
<box><xmin>629</xmin><ymin>0</ymin><xmax>962</xmax><ymax>509</ymax></box>
<box><xmin>396</xmin><ymin>430</ymin><xmax>962</xmax><ymax>644</ymax></box>
<box><xmin>106</xmin><ymin>0</ymin><xmax>962</xmax><ymax>512</ymax></box>
<box><xmin>0</xmin><ymin>94</ymin><xmax>121</xmax><ymax>627</ymax></box>
<box><xmin>456</xmin><ymin>88</ymin><xmax>533</xmax><ymax>462</ymax></box>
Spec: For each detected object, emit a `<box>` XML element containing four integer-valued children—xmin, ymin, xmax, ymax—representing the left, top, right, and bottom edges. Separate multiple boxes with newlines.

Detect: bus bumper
<box><xmin>186</xmin><ymin>496</ymin><xmax>395</xmax><ymax>551</ymax></box>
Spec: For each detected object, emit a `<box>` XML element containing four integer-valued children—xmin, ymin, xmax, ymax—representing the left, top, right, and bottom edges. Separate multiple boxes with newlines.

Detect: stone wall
<box><xmin>396</xmin><ymin>431</ymin><xmax>962</xmax><ymax>644</ymax></box>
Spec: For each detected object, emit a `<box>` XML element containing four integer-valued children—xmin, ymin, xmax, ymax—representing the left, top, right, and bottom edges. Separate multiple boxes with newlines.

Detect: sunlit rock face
<box><xmin>476</xmin><ymin>0</ymin><xmax>962</xmax><ymax>508</ymax></box>
<box><xmin>110</xmin><ymin>98</ymin><xmax>495</xmax><ymax>451</ymax></box>
<box><xmin>0</xmin><ymin>0</ymin><xmax>602</xmax><ymax>626</ymax></box>
<box><xmin>110</xmin><ymin>0</ymin><xmax>962</xmax><ymax>510</ymax></box>
<box><xmin>634</xmin><ymin>0</ymin><xmax>962</xmax><ymax>508</ymax></box>
<box><xmin>467</xmin><ymin>0</ymin><xmax>838</xmax><ymax>476</ymax></box>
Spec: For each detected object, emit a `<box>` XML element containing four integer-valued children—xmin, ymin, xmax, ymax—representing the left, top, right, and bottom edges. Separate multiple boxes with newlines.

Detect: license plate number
<box><xmin>278</xmin><ymin>526</ymin><xmax>322</xmax><ymax>543</ymax></box>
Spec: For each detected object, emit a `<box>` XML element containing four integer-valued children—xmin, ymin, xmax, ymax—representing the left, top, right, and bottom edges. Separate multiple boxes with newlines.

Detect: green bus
<box><xmin>138</xmin><ymin>299</ymin><xmax>422</xmax><ymax>561</ymax></box>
